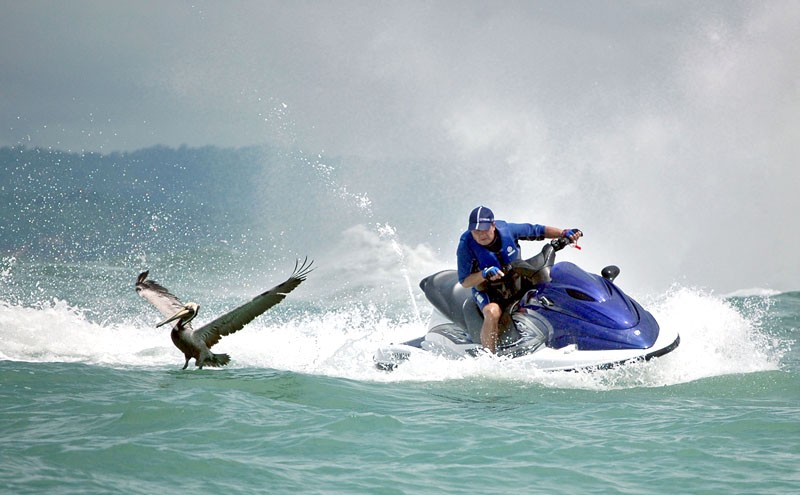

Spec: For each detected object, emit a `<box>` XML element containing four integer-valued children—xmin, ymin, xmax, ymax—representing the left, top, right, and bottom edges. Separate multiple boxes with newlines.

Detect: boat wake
<box><xmin>0</xmin><ymin>286</ymin><xmax>786</xmax><ymax>390</ymax></box>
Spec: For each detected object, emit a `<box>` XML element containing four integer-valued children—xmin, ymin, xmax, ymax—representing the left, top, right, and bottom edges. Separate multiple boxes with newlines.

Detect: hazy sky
<box><xmin>1</xmin><ymin>1</ymin><xmax>798</xmax><ymax>293</ymax></box>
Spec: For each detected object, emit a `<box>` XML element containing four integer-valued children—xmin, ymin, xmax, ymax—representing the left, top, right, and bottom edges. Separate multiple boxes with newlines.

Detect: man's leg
<box><xmin>480</xmin><ymin>302</ymin><xmax>502</xmax><ymax>353</ymax></box>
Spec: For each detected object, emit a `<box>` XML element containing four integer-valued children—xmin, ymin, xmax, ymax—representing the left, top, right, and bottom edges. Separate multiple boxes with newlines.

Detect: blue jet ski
<box><xmin>374</xmin><ymin>237</ymin><xmax>680</xmax><ymax>371</ymax></box>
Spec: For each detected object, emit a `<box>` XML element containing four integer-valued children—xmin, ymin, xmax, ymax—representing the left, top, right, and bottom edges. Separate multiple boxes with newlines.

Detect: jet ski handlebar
<box><xmin>494</xmin><ymin>233</ymin><xmax>582</xmax><ymax>286</ymax></box>
<box><xmin>551</xmin><ymin>230</ymin><xmax>582</xmax><ymax>251</ymax></box>
<box><xmin>482</xmin><ymin>233</ymin><xmax>583</xmax><ymax>293</ymax></box>
<box><xmin>550</xmin><ymin>236</ymin><xmax>572</xmax><ymax>252</ymax></box>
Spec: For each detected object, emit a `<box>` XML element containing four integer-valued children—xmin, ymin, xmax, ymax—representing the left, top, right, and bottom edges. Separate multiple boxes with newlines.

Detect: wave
<box><xmin>0</xmin><ymin>299</ymin><xmax>173</xmax><ymax>367</ymax></box>
<box><xmin>1</xmin><ymin>284</ymin><xmax>788</xmax><ymax>390</ymax></box>
<box><xmin>722</xmin><ymin>287</ymin><xmax>783</xmax><ymax>298</ymax></box>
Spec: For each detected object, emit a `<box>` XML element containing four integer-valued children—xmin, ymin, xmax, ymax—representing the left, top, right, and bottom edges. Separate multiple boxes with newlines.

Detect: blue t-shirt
<box><xmin>456</xmin><ymin>220</ymin><xmax>546</xmax><ymax>284</ymax></box>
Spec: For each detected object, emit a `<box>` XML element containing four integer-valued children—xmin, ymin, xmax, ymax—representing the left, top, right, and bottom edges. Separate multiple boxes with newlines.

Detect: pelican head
<box><xmin>156</xmin><ymin>302</ymin><xmax>200</xmax><ymax>328</ymax></box>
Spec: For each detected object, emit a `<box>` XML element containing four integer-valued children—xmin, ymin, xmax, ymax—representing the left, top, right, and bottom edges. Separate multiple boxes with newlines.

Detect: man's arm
<box><xmin>543</xmin><ymin>226</ymin><xmax>564</xmax><ymax>238</ymax></box>
<box><xmin>515</xmin><ymin>223</ymin><xmax>579</xmax><ymax>240</ymax></box>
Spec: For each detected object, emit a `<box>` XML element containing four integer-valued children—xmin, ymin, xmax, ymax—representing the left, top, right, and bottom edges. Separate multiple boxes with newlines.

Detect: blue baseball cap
<box><xmin>468</xmin><ymin>206</ymin><xmax>494</xmax><ymax>231</ymax></box>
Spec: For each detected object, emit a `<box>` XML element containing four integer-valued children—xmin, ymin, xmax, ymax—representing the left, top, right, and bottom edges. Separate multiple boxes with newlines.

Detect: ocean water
<box><xmin>3</xmin><ymin>1</ymin><xmax>799</xmax><ymax>492</ymax></box>
<box><xmin>1</xmin><ymin>255</ymin><xmax>798</xmax><ymax>495</ymax></box>
<box><xmin>1</xmin><ymin>146</ymin><xmax>798</xmax><ymax>494</ymax></box>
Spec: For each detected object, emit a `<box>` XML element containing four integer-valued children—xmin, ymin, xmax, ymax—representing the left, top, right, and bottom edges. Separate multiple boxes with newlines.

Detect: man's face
<box><xmin>471</xmin><ymin>223</ymin><xmax>496</xmax><ymax>246</ymax></box>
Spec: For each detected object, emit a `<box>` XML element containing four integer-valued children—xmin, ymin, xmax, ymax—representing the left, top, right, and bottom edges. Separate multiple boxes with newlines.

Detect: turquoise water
<box><xmin>1</xmin><ymin>146</ymin><xmax>798</xmax><ymax>493</ymax></box>
<box><xmin>1</xmin><ymin>258</ymin><xmax>798</xmax><ymax>494</ymax></box>
<box><xmin>2</xmin><ymin>361</ymin><xmax>798</xmax><ymax>494</ymax></box>
<box><xmin>2</xmin><ymin>1</ymin><xmax>798</xmax><ymax>490</ymax></box>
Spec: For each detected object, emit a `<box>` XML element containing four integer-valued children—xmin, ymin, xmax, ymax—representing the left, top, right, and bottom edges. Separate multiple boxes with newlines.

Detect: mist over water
<box><xmin>1</xmin><ymin>2</ymin><xmax>798</xmax><ymax>295</ymax></box>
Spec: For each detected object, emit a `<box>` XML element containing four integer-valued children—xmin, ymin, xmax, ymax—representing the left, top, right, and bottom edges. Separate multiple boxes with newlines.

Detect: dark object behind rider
<box><xmin>456</xmin><ymin>206</ymin><xmax>582</xmax><ymax>353</ymax></box>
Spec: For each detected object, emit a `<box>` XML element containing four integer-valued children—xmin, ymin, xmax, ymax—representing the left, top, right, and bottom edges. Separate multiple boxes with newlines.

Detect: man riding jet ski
<box><xmin>373</xmin><ymin>207</ymin><xmax>680</xmax><ymax>371</ymax></box>
<box><xmin>455</xmin><ymin>206</ymin><xmax>583</xmax><ymax>354</ymax></box>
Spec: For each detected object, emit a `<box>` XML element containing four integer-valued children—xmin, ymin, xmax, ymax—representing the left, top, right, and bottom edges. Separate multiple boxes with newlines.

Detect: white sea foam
<box><xmin>1</xmin><ymin>284</ymin><xmax>785</xmax><ymax>389</ymax></box>
<box><xmin>0</xmin><ymin>299</ymin><xmax>175</xmax><ymax>367</ymax></box>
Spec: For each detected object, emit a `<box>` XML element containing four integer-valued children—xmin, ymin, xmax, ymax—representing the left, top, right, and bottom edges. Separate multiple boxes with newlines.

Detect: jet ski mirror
<box><xmin>601</xmin><ymin>265</ymin><xmax>620</xmax><ymax>282</ymax></box>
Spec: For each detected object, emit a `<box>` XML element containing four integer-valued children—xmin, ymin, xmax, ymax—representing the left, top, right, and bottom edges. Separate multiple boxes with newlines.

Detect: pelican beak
<box><xmin>156</xmin><ymin>303</ymin><xmax>198</xmax><ymax>327</ymax></box>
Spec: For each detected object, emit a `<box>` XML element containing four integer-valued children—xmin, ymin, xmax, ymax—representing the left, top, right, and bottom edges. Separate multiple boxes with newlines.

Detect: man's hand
<box><xmin>561</xmin><ymin>229</ymin><xmax>583</xmax><ymax>243</ymax></box>
<box><xmin>482</xmin><ymin>266</ymin><xmax>504</xmax><ymax>281</ymax></box>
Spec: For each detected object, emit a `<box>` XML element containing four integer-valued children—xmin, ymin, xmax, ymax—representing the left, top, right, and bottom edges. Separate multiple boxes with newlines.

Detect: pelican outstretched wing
<box><xmin>195</xmin><ymin>258</ymin><xmax>313</xmax><ymax>348</ymax></box>
<box><xmin>135</xmin><ymin>271</ymin><xmax>187</xmax><ymax>321</ymax></box>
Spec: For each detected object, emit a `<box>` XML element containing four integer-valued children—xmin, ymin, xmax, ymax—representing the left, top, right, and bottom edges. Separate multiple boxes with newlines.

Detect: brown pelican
<box><xmin>135</xmin><ymin>258</ymin><xmax>313</xmax><ymax>370</ymax></box>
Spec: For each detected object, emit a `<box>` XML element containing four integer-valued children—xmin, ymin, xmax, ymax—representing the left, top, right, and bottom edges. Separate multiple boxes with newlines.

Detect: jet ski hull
<box><xmin>374</xmin><ymin>308</ymin><xmax>679</xmax><ymax>371</ymax></box>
